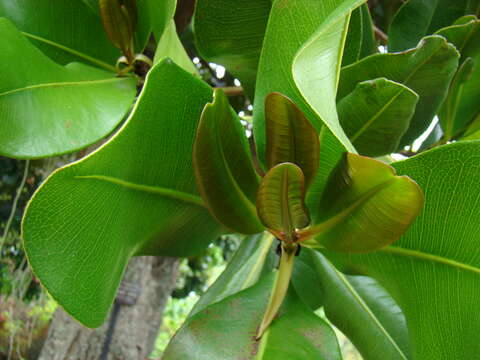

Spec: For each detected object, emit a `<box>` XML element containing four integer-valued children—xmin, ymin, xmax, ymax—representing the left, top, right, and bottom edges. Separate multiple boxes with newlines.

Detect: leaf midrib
<box><xmin>21</xmin><ymin>31</ymin><xmax>116</xmax><ymax>72</ymax></box>
<box><xmin>350</xmin><ymin>86</ymin><xmax>407</xmax><ymax>142</ymax></box>
<box><xmin>379</xmin><ymin>246</ymin><xmax>480</xmax><ymax>275</ymax></box>
<box><xmin>0</xmin><ymin>78</ymin><xmax>129</xmax><ymax>98</ymax></box>
<box><xmin>74</xmin><ymin>175</ymin><xmax>205</xmax><ymax>207</ymax></box>
<box><xmin>328</xmin><ymin>258</ymin><xmax>408</xmax><ymax>360</ymax></box>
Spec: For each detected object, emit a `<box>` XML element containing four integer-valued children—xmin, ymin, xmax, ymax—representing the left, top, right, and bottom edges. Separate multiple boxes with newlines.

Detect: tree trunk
<box><xmin>37</xmin><ymin>256</ymin><xmax>179</xmax><ymax>360</ymax></box>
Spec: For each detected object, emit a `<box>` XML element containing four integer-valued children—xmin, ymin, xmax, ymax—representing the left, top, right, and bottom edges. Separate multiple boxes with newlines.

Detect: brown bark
<box><xmin>38</xmin><ymin>256</ymin><xmax>179</xmax><ymax>360</ymax></box>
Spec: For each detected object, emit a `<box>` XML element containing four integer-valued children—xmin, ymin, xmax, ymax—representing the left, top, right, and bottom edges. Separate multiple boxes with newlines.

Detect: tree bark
<box><xmin>37</xmin><ymin>256</ymin><xmax>179</xmax><ymax>360</ymax></box>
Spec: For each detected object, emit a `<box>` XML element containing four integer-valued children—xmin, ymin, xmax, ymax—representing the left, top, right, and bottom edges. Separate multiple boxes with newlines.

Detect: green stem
<box><xmin>256</xmin><ymin>243</ymin><xmax>297</xmax><ymax>339</ymax></box>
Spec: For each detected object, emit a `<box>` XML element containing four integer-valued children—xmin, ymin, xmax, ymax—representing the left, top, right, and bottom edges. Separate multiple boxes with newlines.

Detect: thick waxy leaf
<box><xmin>253</xmin><ymin>0</ymin><xmax>365</xmax><ymax>165</ymax></box>
<box><xmin>99</xmin><ymin>0</ymin><xmax>135</xmax><ymax>58</ymax></box>
<box><xmin>144</xmin><ymin>0</ymin><xmax>176</xmax><ymax>39</ymax></box>
<box><xmin>194</xmin><ymin>0</ymin><xmax>271</xmax><ymax>98</ymax></box>
<box><xmin>462</xmin><ymin>114</ymin><xmax>480</xmax><ymax>140</ymax></box>
<box><xmin>194</xmin><ymin>89</ymin><xmax>263</xmax><ymax>234</ymax></box>
<box><xmin>291</xmin><ymin>249</ymin><xmax>325</xmax><ymax>311</ymax></box>
<box><xmin>22</xmin><ymin>60</ymin><xmax>223</xmax><ymax>327</ymax></box>
<box><xmin>388</xmin><ymin>0</ymin><xmax>477</xmax><ymax>52</ymax></box>
<box><xmin>436</xmin><ymin>16</ymin><xmax>480</xmax><ymax>139</ymax></box>
<box><xmin>265</xmin><ymin>92</ymin><xmax>319</xmax><ymax>188</ymax></box>
<box><xmin>338</xmin><ymin>36</ymin><xmax>459</xmax><ymax>147</ymax></box>
<box><xmin>153</xmin><ymin>19</ymin><xmax>198</xmax><ymax>76</ymax></box>
<box><xmin>257</xmin><ymin>163</ymin><xmax>309</xmax><ymax>236</ymax></box>
<box><xmin>438</xmin><ymin>57</ymin><xmax>476</xmax><ymax>140</ymax></box>
<box><xmin>163</xmin><ymin>274</ymin><xmax>342</xmax><ymax>360</ymax></box>
<box><xmin>338</xmin><ymin>78</ymin><xmax>419</xmax><ymax>157</ymax></box>
<box><xmin>324</xmin><ymin>141</ymin><xmax>480</xmax><ymax>359</ymax></box>
<box><xmin>451</xmin><ymin>54</ymin><xmax>480</xmax><ymax>136</ymax></box>
<box><xmin>301</xmin><ymin>249</ymin><xmax>410</xmax><ymax>360</ymax></box>
<box><xmin>0</xmin><ymin>19</ymin><xmax>136</xmax><ymax>159</ymax></box>
<box><xmin>191</xmin><ymin>233</ymin><xmax>276</xmax><ymax>316</ymax></box>
<box><xmin>435</xmin><ymin>15</ymin><xmax>480</xmax><ymax>61</ymax></box>
<box><xmin>0</xmin><ymin>1</ymin><xmax>119</xmax><ymax>69</ymax></box>
<box><xmin>301</xmin><ymin>153</ymin><xmax>424</xmax><ymax>253</ymax></box>
<box><xmin>342</xmin><ymin>4</ymin><xmax>377</xmax><ymax>67</ymax></box>
<box><xmin>253</xmin><ymin>0</ymin><xmax>365</xmax><ymax>225</ymax></box>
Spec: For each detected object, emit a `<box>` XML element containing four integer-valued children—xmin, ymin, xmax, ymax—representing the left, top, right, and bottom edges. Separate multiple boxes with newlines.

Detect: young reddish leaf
<box><xmin>300</xmin><ymin>153</ymin><xmax>424</xmax><ymax>253</ymax></box>
<box><xmin>265</xmin><ymin>92</ymin><xmax>319</xmax><ymax>189</ymax></box>
<box><xmin>100</xmin><ymin>0</ymin><xmax>136</xmax><ymax>60</ymax></box>
<box><xmin>193</xmin><ymin>89</ymin><xmax>264</xmax><ymax>234</ymax></box>
<box><xmin>257</xmin><ymin>163</ymin><xmax>309</xmax><ymax>240</ymax></box>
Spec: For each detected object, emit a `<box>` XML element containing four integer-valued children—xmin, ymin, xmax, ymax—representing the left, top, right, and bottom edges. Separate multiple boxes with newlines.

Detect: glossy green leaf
<box><xmin>0</xmin><ymin>19</ymin><xmax>136</xmax><ymax>159</ymax></box>
<box><xmin>194</xmin><ymin>0</ymin><xmax>272</xmax><ymax>98</ymax></box>
<box><xmin>291</xmin><ymin>0</ymin><xmax>366</xmax><ymax>152</ymax></box>
<box><xmin>191</xmin><ymin>233</ymin><xmax>276</xmax><ymax>316</ymax></box>
<box><xmin>301</xmin><ymin>153</ymin><xmax>424</xmax><ymax>253</ymax></box>
<box><xmin>451</xmin><ymin>54</ymin><xmax>480</xmax><ymax>135</ymax></box>
<box><xmin>163</xmin><ymin>274</ymin><xmax>342</xmax><ymax>360</ymax></box>
<box><xmin>253</xmin><ymin>0</ymin><xmax>365</xmax><ymax>165</ymax></box>
<box><xmin>22</xmin><ymin>60</ymin><xmax>223</xmax><ymax>327</ymax></box>
<box><xmin>438</xmin><ymin>57</ymin><xmax>476</xmax><ymax>140</ymax></box>
<box><xmin>338</xmin><ymin>78</ymin><xmax>419</xmax><ymax>157</ymax></box>
<box><xmin>435</xmin><ymin>16</ymin><xmax>480</xmax><ymax>138</ymax></box>
<box><xmin>291</xmin><ymin>249</ymin><xmax>325</xmax><ymax>311</ymax></box>
<box><xmin>0</xmin><ymin>1</ymin><xmax>119</xmax><ymax>70</ymax></box>
<box><xmin>265</xmin><ymin>92</ymin><xmax>320</xmax><ymax>188</ymax></box>
<box><xmin>388</xmin><ymin>0</ymin><xmax>477</xmax><ymax>52</ymax></box>
<box><xmin>323</xmin><ymin>141</ymin><xmax>480</xmax><ymax>359</ymax></box>
<box><xmin>304</xmin><ymin>249</ymin><xmax>410</xmax><ymax>360</ymax></box>
<box><xmin>342</xmin><ymin>3</ymin><xmax>377</xmax><ymax>67</ymax></box>
<box><xmin>153</xmin><ymin>20</ymin><xmax>198</xmax><ymax>76</ymax></box>
<box><xmin>338</xmin><ymin>35</ymin><xmax>459</xmax><ymax>147</ymax></box>
<box><xmin>145</xmin><ymin>0</ymin><xmax>176</xmax><ymax>39</ymax></box>
<box><xmin>257</xmin><ymin>163</ymin><xmax>309</xmax><ymax>236</ymax></box>
<box><xmin>194</xmin><ymin>89</ymin><xmax>263</xmax><ymax>234</ymax></box>
<box><xmin>435</xmin><ymin>15</ymin><xmax>480</xmax><ymax>61</ymax></box>
<box><xmin>462</xmin><ymin>114</ymin><xmax>480</xmax><ymax>140</ymax></box>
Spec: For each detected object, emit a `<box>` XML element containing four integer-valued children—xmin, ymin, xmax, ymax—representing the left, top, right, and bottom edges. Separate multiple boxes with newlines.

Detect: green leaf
<box><xmin>144</xmin><ymin>0</ymin><xmax>176</xmax><ymax>39</ymax></box>
<box><xmin>0</xmin><ymin>19</ymin><xmax>136</xmax><ymax>159</ymax></box>
<box><xmin>194</xmin><ymin>89</ymin><xmax>263</xmax><ymax>234</ymax></box>
<box><xmin>153</xmin><ymin>19</ymin><xmax>198</xmax><ymax>76</ymax></box>
<box><xmin>338</xmin><ymin>35</ymin><xmax>459</xmax><ymax>147</ymax></box>
<box><xmin>451</xmin><ymin>54</ymin><xmax>480</xmax><ymax>135</ymax></box>
<box><xmin>462</xmin><ymin>113</ymin><xmax>480</xmax><ymax>140</ymax></box>
<box><xmin>435</xmin><ymin>16</ymin><xmax>480</xmax><ymax>139</ymax></box>
<box><xmin>291</xmin><ymin>248</ymin><xmax>325</xmax><ymax>310</ymax></box>
<box><xmin>338</xmin><ymin>78</ymin><xmax>419</xmax><ymax>157</ymax></box>
<box><xmin>301</xmin><ymin>153</ymin><xmax>424</xmax><ymax>253</ymax></box>
<box><xmin>264</xmin><ymin>92</ymin><xmax>320</xmax><ymax>188</ymax></box>
<box><xmin>163</xmin><ymin>274</ymin><xmax>342</xmax><ymax>360</ymax></box>
<box><xmin>193</xmin><ymin>0</ymin><xmax>272</xmax><ymax>98</ymax></box>
<box><xmin>438</xmin><ymin>57</ymin><xmax>476</xmax><ymax>140</ymax></box>
<box><xmin>0</xmin><ymin>1</ymin><xmax>119</xmax><ymax>70</ymax></box>
<box><xmin>253</xmin><ymin>0</ymin><xmax>365</xmax><ymax>165</ymax></box>
<box><xmin>342</xmin><ymin>3</ymin><xmax>377</xmax><ymax>67</ymax></box>
<box><xmin>435</xmin><ymin>15</ymin><xmax>480</xmax><ymax>61</ymax></box>
<box><xmin>303</xmin><ymin>249</ymin><xmax>411</xmax><ymax>360</ymax></box>
<box><xmin>257</xmin><ymin>163</ymin><xmax>309</xmax><ymax>237</ymax></box>
<box><xmin>324</xmin><ymin>141</ymin><xmax>480</xmax><ymax>359</ymax></box>
<box><xmin>191</xmin><ymin>233</ymin><xmax>276</xmax><ymax>316</ymax></box>
<box><xmin>22</xmin><ymin>60</ymin><xmax>223</xmax><ymax>327</ymax></box>
<box><xmin>388</xmin><ymin>0</ymin><xmax>477</xmax><ymax>52</ymax></box>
